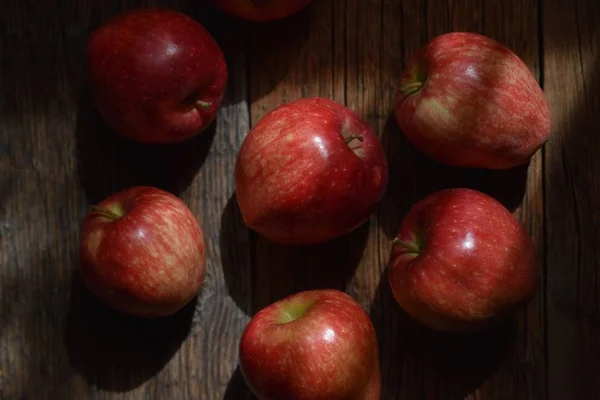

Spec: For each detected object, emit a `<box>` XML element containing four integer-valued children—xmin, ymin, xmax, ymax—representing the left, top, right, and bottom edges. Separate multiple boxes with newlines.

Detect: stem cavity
<box><xmin>89</xmin><ymin>205</ymin><xmax>122</xmax><ymax>221</ymax></box>
<box><xmin>277</xmin><ymin>300</ymin><xmax>316</xmax><ymax>324</ymax></box>
<box><xmin>399</xmin><ymin>81</ymin><xmax>423</xmax><ymax>96</ymax></box>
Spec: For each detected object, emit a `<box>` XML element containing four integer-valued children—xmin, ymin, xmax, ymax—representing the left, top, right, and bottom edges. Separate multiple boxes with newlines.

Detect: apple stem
<box><xmin>89</xmin><ymin>205</ymin><xmax>121</xmax><ymax>221</ymax></box>
<box><xmin>196</xmin><ymin>100</ymin><xmax>211</xmax><ymax>111</ymax></box>
<box><xmin>392</xmin><ymin>237</ymin><xmax>421</xmax><ymax>254</ymax></box>
<box><xmin>344</xmin><ymin>135</ymin><xmax>364</xmax><ymax>145</ymax></box>
<box><xmin>399</xmin><ymin>81</ymin><xmax>423</xmax><ymax>96</ymax></box>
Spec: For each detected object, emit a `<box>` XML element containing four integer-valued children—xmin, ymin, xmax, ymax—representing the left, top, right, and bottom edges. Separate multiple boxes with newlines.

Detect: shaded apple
<box><xmin>209</xmin><ymin>0</ymin><xmax>313</xmax><ymax>22</ymax></box>
<box><xmin>79</xmin><ymin>186</ymin><xmax>205</xmax><ymax>317</ymax></box>
<box><xmin>394</xmin><ymin>32</ymin><xmax>551</xmax><ymax>169</ymax></box>
<box><xmin>87</xmin><ymin>8</ymin><xmax>227</xmax><ymax>144</ymax></box>
<box><xmin>234</xmin><ymin>97</ymin><xmax>388</xmax><ymax>245</ymax></box>
<box><xmin>388</xmin><ymin>188</ymin><xmax>537</xmax><ymax>333</ymax></box>
<box><xmin>239</xmin><ymin>289</ymin><xmax>381</xmax><ymax>400</ymax></box>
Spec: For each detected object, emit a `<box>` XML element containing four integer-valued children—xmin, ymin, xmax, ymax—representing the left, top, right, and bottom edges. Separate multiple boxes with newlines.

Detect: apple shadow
<box><xmin>64</xmin><ymin>272</ymin><xmax>197</xmax><ymax>392</ymax></box>
<box><xmin>223</xmin><ymin>365</ymin><xmax>255</xmax><ymax>400</ymax></box>
<box><xmin>0</xmin><ymin>264</ymin><xmax>19</xmax><ymax>334</ymax></box>
<box><xmin>74</xmin><ymin>86</ymin><xmax>216</xmax><ymax>205</ymax></box>
<box><xmin>219</xmin><ymin>194</ymin><xmax>254</xmax><ymax>315</ymax></box>
<box><xmin>477</xmin><ymin>159</ymin><xmax>531</xmax><ymax>212</ymax></box>
<box><xmin>369</xmin><ymin>267</ymin><xmax>518</xmax><ymax>399</ymax></box>
<box><xmin>220</xmin><ymin>194</ymin><xmax>371</xmax><ymax>316</ymax></box>
<box><xmin>379</xmin><ymin>116</ymin><xmax>530</xmax><ymax>238</ymax></box>
<box><xmin>0</xmin><ymin>159</ymin><xmax>13</xmax><ymax>227</ymax></box>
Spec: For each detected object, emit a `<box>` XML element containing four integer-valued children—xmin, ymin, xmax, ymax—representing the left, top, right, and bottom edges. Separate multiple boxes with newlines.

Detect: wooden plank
<box><xmin>195</xmin><ymin>5</ymin><xmax>253</xmax><ymax>400</ymax></box>
<box><xmin>246</xmin><ymin>1</ymin><xmax>359</xmax><ymax>315</ymax></box>
<box><xmin>478</xmin><ymin>1</ymin><xmax>547</xmax><ymax>398</ymax></box>
<box><xmin>544</xmin><ymin>0</ymin><xmax>600</xmax><ymax>398</ymax></box>
<box><xmin>240</xmin><ymin>2</ymin><xmax>362</xmax><ymax>398</ymax></box>
<box><xmin>165</xmin><ymin>3</ymin><xmax>252</xmax><ymax>399</ymax></box>
<box><xmin>1</xmin><ymin>1</ymin><xmax>252</xmax><ymax>399</ymax></box>
<box><xmin>337</xmin><ymin>0</ymin><xmax>386</xmax><ymax>318</ymax></box>
<box><xmin>1</xmin><ymin>0</ymin><xmax>92</xmax><ymax>398</ymax></box>
<box><xmin>243</xmin><ymin>0</ymin><xmax>384</xmax><ymax>393</ymax></box>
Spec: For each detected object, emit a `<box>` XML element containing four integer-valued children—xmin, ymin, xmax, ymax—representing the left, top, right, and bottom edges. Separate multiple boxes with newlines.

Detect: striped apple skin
<box><xmin>79</xmin><ymin>186</ymin><xmax>205</xmax><ymax>317</ymax></box>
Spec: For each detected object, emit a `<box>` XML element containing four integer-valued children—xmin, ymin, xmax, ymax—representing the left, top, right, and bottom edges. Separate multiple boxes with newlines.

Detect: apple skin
<box><xmin>388</xmin><ymin>188</ymin><xmax>537</xmax><ymax>333</ymax></box>
<box><xmin>209</xmin><ymin>0</ymin><xmax>313</xmax><ymax>22</ymax></box>
<box><xmin>239</xmin><ymin>289</ymin><xmax>381</xmax><ymax>400</ymax></box>
<box><xmin>234</xmin><ymin>97</ymin><xmax>388</xmax><ymax>245</ymax></box>
<box><xmin>87</xmin><ymin>8</ymin><xmax>227</xmax><ymax>144</ymax></box>
<box><xmin>79</xmin><ymin>186</ymin><xmax>205</xmax><ymax>317</ymax></box>
<box><xmin>394</xmin><ymin>32</ymin><xmax>551</xmax><ymax>169</ymax></box>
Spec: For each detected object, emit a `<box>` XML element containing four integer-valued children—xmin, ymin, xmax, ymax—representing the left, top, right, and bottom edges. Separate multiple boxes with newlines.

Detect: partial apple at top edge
<box><xmin>209</xmin><ymin>0</ymin><xmax>313</xmax><ymax>22</ymax></box>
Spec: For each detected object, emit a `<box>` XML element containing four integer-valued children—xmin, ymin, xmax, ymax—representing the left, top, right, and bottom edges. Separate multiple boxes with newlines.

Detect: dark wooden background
<box><xmin>1</xmin><ymin>0</ymin><xmax>598</xmax><ymax>399</ymax></box>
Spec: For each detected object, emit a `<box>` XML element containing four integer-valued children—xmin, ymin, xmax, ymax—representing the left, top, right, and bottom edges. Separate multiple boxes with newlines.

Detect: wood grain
<box><xmin>1</xmin><ymin>0</ymin><xmax>89</xmax><ymax>398</ymax></box>
<box><xmin>544</xmin><ymin>0</ymin><xmax>600</xmax><ymax>398</ymax></box>
<box><xmin>1</xmin><ymin>0</ymin><xmax>599</xmax><ymax>399</ymax></box>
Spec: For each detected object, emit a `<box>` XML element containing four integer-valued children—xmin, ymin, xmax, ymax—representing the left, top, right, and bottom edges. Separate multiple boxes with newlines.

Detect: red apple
<box><xmin>388</xmin><ymin>188</ymin><xmax>537</xmax><ymax>333</ymax></box>
<box><xmin>234</xmin><ymin>97</ymin><xmax>388</xmax><ymax>245</ymax></box>
<box><xmin>394</xmin><ymin>32</ymin><xmax>551</xmax><ymax>169</ymax></box>
<box><xmin>239</xmin><ymin>289</ymin><xmax>381</xmax><ymax>400</ymax></box>
<box><xmin>79</xmin><ymin>186</ymin><xmax>205</xmax><ymax>317</ymax></box>
<box><xmin>209</xmin><ymin>0</ymin><xmax>313</xmax><ymax>22</ymax></box>
<box><xmin>87</xmin><ymin>8</ymin><xmax>227</xmax><ymax>144</ymax></box>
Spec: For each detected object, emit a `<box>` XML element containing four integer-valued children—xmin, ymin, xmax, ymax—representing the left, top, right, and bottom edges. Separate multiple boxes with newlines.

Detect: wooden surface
<box><xmin>1</xmin><ymin>0</ymin><xmax>598</xmax><ymax>399</ymax></box>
